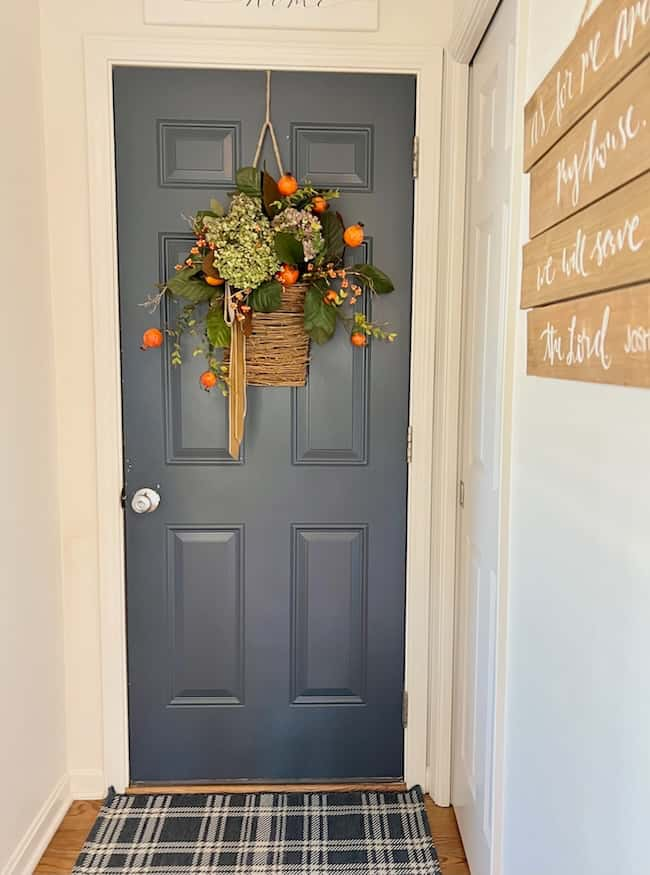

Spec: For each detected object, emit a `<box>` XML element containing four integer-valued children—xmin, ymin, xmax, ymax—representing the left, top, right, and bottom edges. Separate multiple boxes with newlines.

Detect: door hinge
<box><xmin>412</xmin><ymin>136</ymin><xmax>420</xmax><ymax>179</ymax></box>
<box><xmin>402</xmin><ymin>691</ymin><xmax>409</xmax><ymax>728</ymax></box>
<box><xmin>407</xmin><ymin>425</ymin><xmax>414</xmax><ymax>464</ymax></box>
<box><xmin>459</xmin><ymin>479</ymin><xmax>465</xmax><ymax>508</ymax></box>
<box><xmin>120</xmin><ymin>486</ymin><xmax>127</xmax><ymax>509</ymax></box>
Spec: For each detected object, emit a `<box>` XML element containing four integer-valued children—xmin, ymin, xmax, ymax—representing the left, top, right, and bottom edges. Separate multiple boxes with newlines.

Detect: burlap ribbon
<box><xmin>224</xmin><ymin>284</ymin><xmax>247</xmax><ymax>460</ymax></box>
<box><xmin>224</xmin><ymin>71</ymin><xmax>285</xmax><ymax>458</ymax></box>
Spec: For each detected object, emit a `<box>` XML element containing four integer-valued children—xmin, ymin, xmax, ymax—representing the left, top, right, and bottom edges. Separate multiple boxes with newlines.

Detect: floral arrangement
<box><xmin>142</xmin><ymin>166</ymin><xmax>397</xmax><ymax>394</ymax></box>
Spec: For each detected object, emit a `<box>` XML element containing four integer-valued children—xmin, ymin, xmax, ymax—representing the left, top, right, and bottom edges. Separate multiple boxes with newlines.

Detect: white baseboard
<box><xmin>2</xmin><ymin>775</ymin><xmax>71</xmax><ymax>875</ymax></box>
<box><xmin>69</xmin><ymin>769</ymin><xmax>106</xmax><ymax>800</ymax></box>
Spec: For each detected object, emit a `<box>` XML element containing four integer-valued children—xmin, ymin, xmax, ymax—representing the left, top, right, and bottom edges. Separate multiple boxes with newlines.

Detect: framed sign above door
<box><xmin>144</xmin><ymin>0</ymin><xmax>380</xmax><ymax>31</ymax></box>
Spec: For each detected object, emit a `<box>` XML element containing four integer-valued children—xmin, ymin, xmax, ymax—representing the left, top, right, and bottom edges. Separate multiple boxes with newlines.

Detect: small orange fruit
<box><xmin>351</xmin><ymin>331</ymin><xmax>368</xmax><ymax>347</ymax></box>
<box><xmin>205</xmin><ymin>275</ymin><xmax>224</xmax><ymax>287</ymax></box>
<box><xmin>278</xmin><ymin>173</ymin><xmax>299</xmax><ymax>196</ymax></box>
<box><xmin>276</xmin><ymin>264</ymin><xmax>300</xmax><ymax>287</ymax></box>
<box><xmin>324</xmin><ymin>290</ymin><xmax>338</xmax><ymax>304</ymax></box>
<box><xmin>343</xmin><ymin>223</ymin><xmax>365</xmax><ymax>248</ymax></box>
<box><xmin>312</xmin><ymin>196</ymin><xmax>328</xmax><ymax>214</ymax></box>
<box><xmin>142</xmin><ymin>327</ymin><xmax>164</xmax><ymax>349</ymax></box>
<box><xmin>199</xmin><ymin>370</ymin><xmax>218</xmax><ymax>391</ymax></box>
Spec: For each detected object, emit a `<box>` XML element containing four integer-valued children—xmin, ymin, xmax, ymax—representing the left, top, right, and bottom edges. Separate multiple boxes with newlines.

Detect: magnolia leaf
<box><xmin>304</xmin><ymin>286</ymin><xmax>337</xmax><ymax>344</ymax></box>
<box><xmin>274</xmin><ymin>232</ymin><xmax>304</xmax><ymax>266</ymax></box>
<box><xmin>242</xmin><ymin>310</ymin><xmax>254</xmax><ymax>337</ymax></box>
<box><xmin>249</xmin><ymin>279</ymin><xmax>283</xmax><ymax>313</ymax></box>
<box><xmin>195</xmin><ymin>209</ymin><xmax>222</xmax><ymax>226</ymax></box>
<box><xmin>236</xmin><ymin>166</ymin><xmax>262</xmax><ymax>197</ymax></box>
<box><xmin>320</xmin><ymin>211</ymin><xmax>344</xmax><ymax>263</ymax></box>
<box><xmin>350</xmin><ymin>263</ymin><xmax>395</xmax><ymax>294</ymax></box>
<box><xmin>202</xmin><ymin>252</ymin><xmax>220</xmax><ymax>278</ymax></box>
<box><xmin>166</xmin><ymin>266</ymin><xmax>214</xmax><ymax>304</ymax></box>
<box><xmin>262</xmin><ymin>171</ymin><xmax>281</xmax><ymax>217</ymax></box>
<box><xmin>209</xmin><ymin>198</ymin><xmax>225</xmax><ymax>216</ymax></box>
<box><xmin>206</xmin><ymin>305</ymin><xmax>231</xmax><ymax>348</ymax></box>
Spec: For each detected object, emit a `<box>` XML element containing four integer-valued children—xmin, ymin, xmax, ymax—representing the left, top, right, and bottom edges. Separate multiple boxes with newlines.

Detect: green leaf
<box><xmin>236</xmin><ymin>166</ymin><xmax>262</xmax><ymax>197</ymax></box>
<box><xmin>166</xmin><ymin>266</ymin><xmax>214</xmax><ymax>304</ymax></box>
<box><xmin>195</xmin><ymin>209</ymin><xmax>222</xmax><ymax>226</ymax></box>
<box><xmin>274</xmin><ymin>232</ymin><xmax>304</xmax><ymax>266</ymax></box>
<box><xmin>249</xmin><ymin>279</ymin><xmax>283</xmax><ymax>313</ymax></box>
<box><xmin>206</xmin><ymin>305</ymin><xmax>231</xmax><ymax>348</ymax></box>
<box><xmin>320</xmin><ymin>211</ymin><xmax>344</xmax><ymax>263</ymax></box>
<box><xmin>262</xmin><ymin>171</ymin><xmax>281</xmax><ymax>217</ymax></box>
<box><xmin>209</xmin><ymin>198</ymin><xmax>225</xmax><ymax>216</ymax></box>
<box><xmin>350</xmin><ymin>264</ymin><xmax>395</xmax><ymax>294</ymax></box>
<box><xmin>304</xmin><ymin>286</ymin><xmax>337</xmax><ymax>344</ymax></box>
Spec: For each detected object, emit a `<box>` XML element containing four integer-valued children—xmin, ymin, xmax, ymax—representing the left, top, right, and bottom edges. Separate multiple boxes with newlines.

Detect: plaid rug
<box><xmin>73</xmin><ymin>786</ymin><xmax>441</xmax><ymax>874</ymax></box>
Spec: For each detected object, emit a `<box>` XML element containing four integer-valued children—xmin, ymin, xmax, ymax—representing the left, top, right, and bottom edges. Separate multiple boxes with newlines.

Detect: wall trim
<box><xmin>2</xmin><ymin>775</ymin><xmax>70</xmax><ymax>875</ymax></box>
<box><xmin>69</xmin><ymin>769</ymin><xmax>106</xmax><ymax>801</ymax></box>
<box><xmin>448</xmin><ymin>0</ymin><xmax>501</xmax><ymax>63</ymax></box>
<box><xmin>83</xmin><ymin>35</ymin><xmax>445</xmax><ymax>793</ymax></box>
<box><xmin>426</xmin><ymin>51</ymin><xmax>469</xmax><ymax>807</ymax></box>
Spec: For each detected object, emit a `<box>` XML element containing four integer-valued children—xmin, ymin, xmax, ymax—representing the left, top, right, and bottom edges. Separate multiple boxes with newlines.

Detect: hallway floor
<box><xmin>35</xmin><ymin>792</ymin><xmax>469</xmax><ymax>874</ymax></box>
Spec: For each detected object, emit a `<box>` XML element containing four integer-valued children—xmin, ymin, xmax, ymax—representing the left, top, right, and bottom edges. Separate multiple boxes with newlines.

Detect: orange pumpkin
<box><xmin>278</xmin><ymin>173</ymin><xmax>299</xmax><ymax>196</ymax></box>
<box><xmin>312</xmin><ymin>196</ymin><xmax>328</xmax><ymax>214</ymax></box>
<box><xmin>199</xmin><ymin>371</ymin><xmax>218</xmax><ymax>390</ymax></box>
<box><xmin>142</xmin><ymin>327</ymin><xmax>164</xmax><ymax>349</ymax></box>
<box><xmin>350</xmin><ymin>332</ymin><xmax>368</xmax><ymax>347</ymax></box>
<box><xmin>343</xmin><ymin>223</ymin><xmax>365</xmax><ymax>248</ymax></box>
<box><xmin>276</xmin><ymin>264</ymin><xmax>300</xmax><ymax>287</ymax></box>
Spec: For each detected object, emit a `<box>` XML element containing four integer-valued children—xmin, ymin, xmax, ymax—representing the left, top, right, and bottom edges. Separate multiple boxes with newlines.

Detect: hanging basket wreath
<box><xmin>141</xmin><ymin>74</ymin><xmax>395</xmax><ymax>458</ymax></box>
<box><xmin>142</xmin><ymin>166</ymin><xmax>397</xmax><ymax>456</ymax></box>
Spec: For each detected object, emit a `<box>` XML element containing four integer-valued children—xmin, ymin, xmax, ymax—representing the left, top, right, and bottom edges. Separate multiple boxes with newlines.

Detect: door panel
<box><xmin>114</xmin><ymin>68</ymin><xmax>415</xmax><ymax>782</ymax></box>
<box><xmin>453</xmin><ymin>0</ymin><xmax>516</xmax><ymax>871</ymax></box>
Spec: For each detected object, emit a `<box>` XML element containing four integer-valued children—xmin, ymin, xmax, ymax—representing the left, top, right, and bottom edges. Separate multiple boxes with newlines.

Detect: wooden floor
<box><xmin>35</xmin><ymin>791</ymin><xmax>469</xmax><ymax>875</ymax></box>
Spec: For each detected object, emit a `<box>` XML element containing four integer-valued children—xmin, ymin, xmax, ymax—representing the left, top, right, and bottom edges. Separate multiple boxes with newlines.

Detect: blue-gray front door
<box><xmin>114</xmin><ymin>67</ymin><xmax>415</xmax><ymax>783</ymax></box>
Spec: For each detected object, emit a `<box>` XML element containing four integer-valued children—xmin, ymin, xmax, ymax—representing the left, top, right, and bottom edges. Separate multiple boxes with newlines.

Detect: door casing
<box><xmin>84</xmin><ymin>37</ymin><xmax>446</xmax><ymax>794</ymax></box>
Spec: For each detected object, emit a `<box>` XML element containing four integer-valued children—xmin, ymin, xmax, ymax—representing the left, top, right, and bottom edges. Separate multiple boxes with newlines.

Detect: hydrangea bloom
<box><xmin>272</xmin><ymin>208</ymin><xmax>324</xmax><ymax>262</ymax></box>
<box><xmin>202</xmin><ymin>194</ymin><xmax>279</xmax><ymax>290</ymax></box>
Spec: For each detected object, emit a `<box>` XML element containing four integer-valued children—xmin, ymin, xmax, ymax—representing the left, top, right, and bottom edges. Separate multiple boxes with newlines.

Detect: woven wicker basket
<box><xmin>226</xmin><ymin>283</ymin><xmax>310</xmax><ymax>387</ymax></box>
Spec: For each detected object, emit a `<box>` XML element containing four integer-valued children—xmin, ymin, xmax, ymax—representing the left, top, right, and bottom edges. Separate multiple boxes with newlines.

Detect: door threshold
<box><xmin>128</xmin><ymin>780</ymin><xmax>407</xmax><ymax>794</ymax></box>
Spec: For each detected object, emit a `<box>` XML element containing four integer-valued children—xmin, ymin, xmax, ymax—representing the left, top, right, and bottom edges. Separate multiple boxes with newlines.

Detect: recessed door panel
<box><xmin>168</xmin><ymin>526</ymin><xmax>244</xmax><ymax>706</ymax></box>
<box><xmin>291</xmin><ymin>525</ymin><xmax>368</xmax><ymax>703</ymax></box>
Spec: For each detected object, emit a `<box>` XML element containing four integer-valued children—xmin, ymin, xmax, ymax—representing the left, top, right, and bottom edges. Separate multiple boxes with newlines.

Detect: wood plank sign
<box><xmin>524</xmin><ymin>0</ymin><xmax>650</xmax><ymax>388</ymax></box>
<box><xmin>524</xmin><ymin>0</ymin><xmax>650</xmax><ymax>170</ymax></box>
<box><xmin>522</xmin><ymin>171</ymin><xmax>650</xmax><ymax>308</ymax></box>
<box><xmin>529</xmin><ymin>56</ymin><xmax>650</xmax><ymax>237</ymax></box>
<box><xmin>527</xmin><ymin>284</ymin><xmax>650</xmax><ymax>386</ymax></box>
<box><xmin>144</xmin><ymin>0</ymin><xmax>380</xmax><ymax>31</ymax></box>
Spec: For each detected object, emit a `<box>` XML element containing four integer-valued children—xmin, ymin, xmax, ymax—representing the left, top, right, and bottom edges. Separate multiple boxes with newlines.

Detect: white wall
<box><xmin>37</xmin><ymin>0</ymin><xmax>453</xmax><ymax>793</ymax></box>
<box><xmin>0</xmin><ymin>2</ymin><xmax>68</xmax><ymax>871</ymax></box>
<box><xmin>503</xmin><ymin>1</ymin><xmax>650</xmax><ymax>873</ymax></box>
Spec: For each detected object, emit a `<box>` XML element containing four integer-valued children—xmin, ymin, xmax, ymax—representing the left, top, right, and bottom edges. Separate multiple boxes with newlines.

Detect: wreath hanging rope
<box><xmin>141</xmin><ymin>70</ymin><xmax>397</xmax><ymax>459</ymax></box>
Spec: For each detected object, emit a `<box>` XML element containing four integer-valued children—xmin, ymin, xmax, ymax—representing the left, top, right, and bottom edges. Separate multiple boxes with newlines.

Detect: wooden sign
<box><xmin>527</xmin><ymin>283</ymin><xmax>650</xmax><ymax>386</ymax></box>
<box><xmin>144</xmin><ymin>0</ymin><xmax>379</xmax><ymax>31</ymax></box>
<box><xmin>529</xmin><ymin>56</ymin><xmax>650</xmax><ymax>237</ymax></box>
<box><xmin>524</xmin><ymin>0</ymin><xmax>650</xmax><ymax>170</ymax></box>
<box><xmin>522</xmin><ymin>171</ymin><xmax>650</xmax><ymax>308</ymax></box>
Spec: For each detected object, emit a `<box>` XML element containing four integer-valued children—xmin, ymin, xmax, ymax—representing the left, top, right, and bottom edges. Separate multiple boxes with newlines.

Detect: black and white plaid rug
<box><xmin>73</xmin><ymin>786</ymin><xmax>441</xmax><ymax>874</ymax></box>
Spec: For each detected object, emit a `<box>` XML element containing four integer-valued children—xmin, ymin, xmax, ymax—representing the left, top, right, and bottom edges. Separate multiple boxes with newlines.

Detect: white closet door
<box><xmin>453</xmin><ymin>0</ymin><xmax>517</xmax><ymax>872</ymax></box>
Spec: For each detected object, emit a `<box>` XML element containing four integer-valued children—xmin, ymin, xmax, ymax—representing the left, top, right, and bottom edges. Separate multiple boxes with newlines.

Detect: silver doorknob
<box><xmin>131</xmin><ymin>488</ymin><xmax>161</xmax><ymax>514</ymax></box>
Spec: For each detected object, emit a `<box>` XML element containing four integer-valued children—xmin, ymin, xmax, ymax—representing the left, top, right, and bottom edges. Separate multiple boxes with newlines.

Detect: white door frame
<box><xmin>84</xmin><ymin>35</ymin><xmax>446</xmax><ymax>794</ymax></box>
